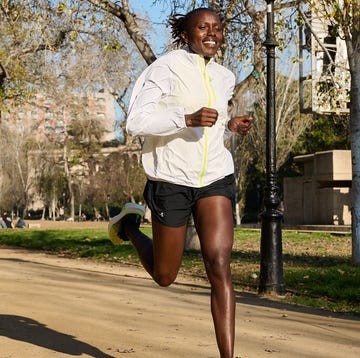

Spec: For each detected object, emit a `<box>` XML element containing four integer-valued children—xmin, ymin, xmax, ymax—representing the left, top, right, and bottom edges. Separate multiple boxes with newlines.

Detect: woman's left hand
<box><xmin>227</xmin><ymin>115</ymin><xmax>253</xmax><ymax>136</ymax></box>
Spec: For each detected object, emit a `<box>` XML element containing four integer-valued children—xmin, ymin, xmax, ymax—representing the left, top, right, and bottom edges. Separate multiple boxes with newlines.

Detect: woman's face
<box><xmin>181</xmin><ymin>10</ymin><xmax>223</xmax><ymax>61</ymax></box>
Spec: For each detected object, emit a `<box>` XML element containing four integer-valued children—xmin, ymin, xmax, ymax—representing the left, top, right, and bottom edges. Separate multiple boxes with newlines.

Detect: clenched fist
<box><xmin>185</xmin><ymin>107</ymin><xmax>218</xmax><ymax>127</ymax></box>
<box><xmin>227</xmin><ymin>115</ymin><xmax>253</xmax><ymax>136</ymax></box>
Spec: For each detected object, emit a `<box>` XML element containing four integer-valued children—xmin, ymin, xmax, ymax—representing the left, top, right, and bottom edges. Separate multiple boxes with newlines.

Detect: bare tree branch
<box><xmin>87</xmin><ymin>0</ymin><xmax>157</xmax><ymax>64</ymax></box>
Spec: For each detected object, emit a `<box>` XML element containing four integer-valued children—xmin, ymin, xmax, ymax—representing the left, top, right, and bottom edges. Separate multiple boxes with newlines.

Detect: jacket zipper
<box><xmin>198</xmin><ymin>56</ymin><xmax>216</xmax><ymax>187</ymax></box>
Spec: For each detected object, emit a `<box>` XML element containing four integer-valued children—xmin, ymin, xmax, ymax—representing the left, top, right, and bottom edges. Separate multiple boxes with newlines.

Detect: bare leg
<box><xmin>123</xmin><ymin>215</ymin><xmax>187</xmax><ymax>287</ymax></box>
<box><xmin>194</xmin><ymin>196</ymin><xmax>235</xmax><ymax>358</ymax></box>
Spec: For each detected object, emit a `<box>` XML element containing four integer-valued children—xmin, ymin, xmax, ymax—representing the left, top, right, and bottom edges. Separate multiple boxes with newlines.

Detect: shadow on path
<box><xmin>169</xmin><ymin>279</ymin><xmax>360</xmax><ymax>321</ymax></box>
<box><xmin>1</xmin><ymin>254</ymin><xmax>359</xmax><ymax>322</ymax></box>
<box><xmin>0</xmin><ymin>315</ymin><xmax>114</xmax><ymax>358</ymax></box>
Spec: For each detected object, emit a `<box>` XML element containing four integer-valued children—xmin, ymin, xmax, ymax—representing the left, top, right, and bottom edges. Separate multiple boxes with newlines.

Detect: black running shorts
<box><xmin>143</xmin><ymin>174</ymin><xmax>235</xmax><ymax>227</ymax></box>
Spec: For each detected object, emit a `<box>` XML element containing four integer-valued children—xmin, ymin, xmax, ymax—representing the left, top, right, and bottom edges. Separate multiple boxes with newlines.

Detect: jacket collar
<box><xmin>182</xmin><ymin>47</ymin><xmax>214</xmax><ymax>66</ymax></box>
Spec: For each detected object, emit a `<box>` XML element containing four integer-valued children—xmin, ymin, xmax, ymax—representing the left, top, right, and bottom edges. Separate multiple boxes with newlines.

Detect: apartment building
<box><xmin>1</xmin><ymin>90</ymin><xmax>116</xmax><ymax>143</ymax></box>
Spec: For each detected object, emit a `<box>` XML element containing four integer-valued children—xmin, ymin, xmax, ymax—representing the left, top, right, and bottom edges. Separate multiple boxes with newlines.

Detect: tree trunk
<box><xmin>63</xmin><ymin>142</ymin><xmax>75</xmax><ymax>220</ymax></box>
<box><xmin>349</xmin><ymin>44</ymin><xmax>360</xmax><ymax>265</ymax></box>
<box><xmin>105</xmin><ymin>201</ymin><xmax>110</xmax><ymax>220</ymax></box>
<box><xmin>50</xmin><ymin>196</ymin><xmax>56</xmax><ymax>221</ymax></box>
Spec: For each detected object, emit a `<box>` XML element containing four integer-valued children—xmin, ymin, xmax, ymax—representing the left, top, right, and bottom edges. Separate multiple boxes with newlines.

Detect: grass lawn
<box><xmin>0</xmin><ymin>226</ymin><xmax>359</xmax><ymax>315</ymax></box>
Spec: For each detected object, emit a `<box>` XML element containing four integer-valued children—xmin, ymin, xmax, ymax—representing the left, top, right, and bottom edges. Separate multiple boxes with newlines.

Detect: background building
<box><xmin>1</xmin><ymin>90</ymin><xmax>116</xmax><ymax>143</ymax></box>
<box><xmin>284</xmin><ymin>150</ymin><xmax>351</xmax><ymax>226</ymax></box>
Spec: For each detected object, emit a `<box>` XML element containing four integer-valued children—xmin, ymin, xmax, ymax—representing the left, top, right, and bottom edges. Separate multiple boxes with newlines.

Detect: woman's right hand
<box><xmin>185</xmin><ymin>107</ymin><xmax>218</xmax><ymax>127</ymax></box>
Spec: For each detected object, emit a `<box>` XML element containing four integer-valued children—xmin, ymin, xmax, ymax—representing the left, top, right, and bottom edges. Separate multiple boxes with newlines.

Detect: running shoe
<box><xmin>108</xmin><ymin>203</ymin><xmax>145</xmax><ymax>245</ymax></box>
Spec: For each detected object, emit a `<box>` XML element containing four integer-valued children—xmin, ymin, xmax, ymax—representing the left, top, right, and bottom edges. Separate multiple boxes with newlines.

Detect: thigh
<box><xmin>193</xmin><ymin>196</ymin><xmax>234</xmax><ymax>262</ymax></box>
<box><xmin>151</xmin><ymin>215</ymin><xmax>188</xmax><ymax>283</ymax></box>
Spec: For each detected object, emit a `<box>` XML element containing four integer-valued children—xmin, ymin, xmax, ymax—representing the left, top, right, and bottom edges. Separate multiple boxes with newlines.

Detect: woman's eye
<box><xmin>197</xmin><ymin>24</ymin><xmax>222</xmax><ymax>31</ymax></box>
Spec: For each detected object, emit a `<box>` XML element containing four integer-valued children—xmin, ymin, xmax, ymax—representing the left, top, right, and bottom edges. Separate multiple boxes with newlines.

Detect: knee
<box><xmin>153</xmin><ymin>272</ymin><xmax>177</xmax><ymax>287</ymax></box>
<box><xmin>204</xmin><ymin>254</ymin><xmax>231</xmax><ymax>280</ymax></box>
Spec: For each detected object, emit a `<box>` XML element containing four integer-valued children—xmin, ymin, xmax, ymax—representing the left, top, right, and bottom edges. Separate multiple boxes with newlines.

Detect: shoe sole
<box><xmin>108</xmin><ymin>203</ymin><xmax>145</xmax><ymax>245</ymax></box>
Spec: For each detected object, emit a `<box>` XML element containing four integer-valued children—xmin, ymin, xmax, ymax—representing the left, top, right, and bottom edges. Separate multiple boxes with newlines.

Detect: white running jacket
<box><xmin>126</xmin><ymin>49</ymin><xmax>235</xmax><ymax>188</ymax></box>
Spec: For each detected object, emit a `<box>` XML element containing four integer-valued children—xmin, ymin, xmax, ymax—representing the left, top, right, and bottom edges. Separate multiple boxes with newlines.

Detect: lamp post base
<box><xmin>259</xmin><ymin>207</ymin><xmax>285</xmax><ymax>295</ymax></box>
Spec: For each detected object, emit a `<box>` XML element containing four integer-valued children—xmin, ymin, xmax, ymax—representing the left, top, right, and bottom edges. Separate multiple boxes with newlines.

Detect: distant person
<box><xmin>108</xmin><ymin>8</ymin><xmax>253</xmax><ymax>358</ymax></box>
<box><xmin>95</xmin><ymin>212</ymin><xmax>103</xmax><ymax>221</ymax></box>
<box><xmin>15</xmin><ymin>217</ymin><xmax>27</xmax><ymax>228</ymax></box>
<box><xmin>2</xmin><ymin>211</ymin><xmax>14</xmax><ymax>229</ymax></box>
<box><xmin>59</xmin><ymin>206</ymin><xmax>65</xmax><ymax>221</ymax></box>
<box><xmin>0</xmin><ymin>216</ymin><xmax>6</xmax><ymax>228</ymax></box>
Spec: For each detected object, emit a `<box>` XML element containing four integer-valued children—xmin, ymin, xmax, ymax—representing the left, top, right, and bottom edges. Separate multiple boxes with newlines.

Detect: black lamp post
<box><xmin>259</xmin><ymin>0</ymin><xmax>285</xmax><ymax>295</ymax></box>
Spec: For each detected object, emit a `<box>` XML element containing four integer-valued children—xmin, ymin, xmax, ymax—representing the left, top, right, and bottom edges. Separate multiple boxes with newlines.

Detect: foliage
<box><xmin>309</xmin><ymin>0</ymin><xmax>359</xmax><ymax>38</ymax></box>
<box><xmin>92</xmin><ymin>149</ymin><xmax>147</xmax><ymax>208</ymax></box>
<box><xmin>0</xmin><ymin>112</ymin><xmax>39</xmax><ymax>214</ymax></box>
<box><xmin>0</xmin><ymin>0</ymin><xmax>142</xmax><ymax>217</ymax></box>
<box><xmin>229</xmin><ymin>69</ymin><xmax>312</xmax><ymax>221</ymax></box>
<box><xmin>0</xmin><ymin>0</ymin><xmax>49</xmax><ymax>105</ymax></box>
<box><xmin>292</xmin><ymin>113</ymin><xmax>351</xmax><ymax>155</ymax></box>
<box><xmin>245</xmin><ymin>70</ymin><xmax>312</xmax><ymax>172</ymax></box>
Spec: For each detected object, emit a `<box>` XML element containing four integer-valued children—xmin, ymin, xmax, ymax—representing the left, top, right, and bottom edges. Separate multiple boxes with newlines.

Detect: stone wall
<box><xmin>283</xmin><ymin>150</ymin><xmax>351</xmax><ymax>225</ymax></box>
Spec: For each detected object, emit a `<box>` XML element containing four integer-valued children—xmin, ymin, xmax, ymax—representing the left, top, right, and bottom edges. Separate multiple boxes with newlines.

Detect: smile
<box><xmin>203</xmin><ymin>41</ymin><xmax>216</xmax><ymax>46</ymax></box>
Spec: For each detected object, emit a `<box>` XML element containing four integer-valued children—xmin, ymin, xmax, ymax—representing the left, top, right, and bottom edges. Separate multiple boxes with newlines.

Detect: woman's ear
<box><xmin>181</xmin><ymin>31</ymin><xmax>188</xmax><ymax>44</ymax></box>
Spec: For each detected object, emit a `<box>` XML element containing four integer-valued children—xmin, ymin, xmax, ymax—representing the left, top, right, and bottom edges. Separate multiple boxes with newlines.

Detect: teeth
<box><xmin>204</xmin><ymin>41</ymin><xmax>216</xmax><ymax>45</ymax></box>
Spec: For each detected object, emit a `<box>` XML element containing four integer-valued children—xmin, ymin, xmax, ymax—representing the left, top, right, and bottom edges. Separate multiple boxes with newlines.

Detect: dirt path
<box><xmin>0</xmin><ymin>247</ymin><xmax>359</xmax><ymax>358</ymax></box>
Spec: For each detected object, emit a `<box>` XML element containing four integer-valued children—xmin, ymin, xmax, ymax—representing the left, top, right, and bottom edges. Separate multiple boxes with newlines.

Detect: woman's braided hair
<box><xmin>168</xmin><ymin>7</ymin><xmax>218</xmax><ymax>48</ymax></box>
